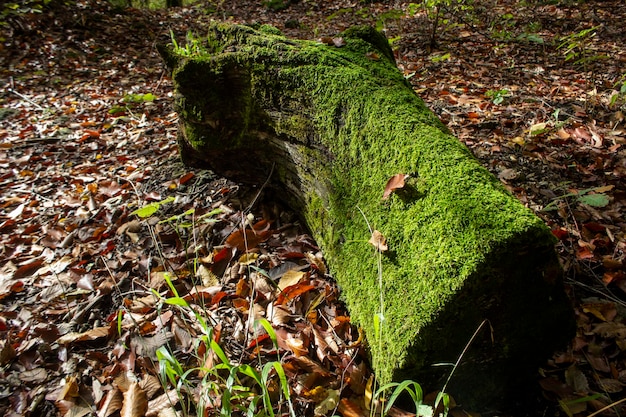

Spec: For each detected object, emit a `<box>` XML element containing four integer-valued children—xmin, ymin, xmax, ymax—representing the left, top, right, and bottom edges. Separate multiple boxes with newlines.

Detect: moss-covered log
<box><xmin>159</xmin><ymin>23</ymin><xmax>574</xmax><ymax>410</ymax></box>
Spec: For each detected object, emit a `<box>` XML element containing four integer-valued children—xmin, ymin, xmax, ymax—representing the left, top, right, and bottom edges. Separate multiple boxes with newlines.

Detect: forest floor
<box><xmin>1</xmin><ymin>0</ymin><xmax>625</xmax><ymax>416</ymax></box>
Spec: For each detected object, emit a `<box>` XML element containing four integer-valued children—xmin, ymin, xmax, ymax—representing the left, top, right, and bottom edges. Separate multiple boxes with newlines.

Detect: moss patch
<box><xmin>161</xmin><ymin>23</ymin><xmax>574</xmax><ymax>409</ymax></box>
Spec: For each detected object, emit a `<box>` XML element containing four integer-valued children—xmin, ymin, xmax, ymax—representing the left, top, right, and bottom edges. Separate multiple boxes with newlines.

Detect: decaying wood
<box><xmin>160</xmin><ymin>23</ymin><xmax>574</xmax><ymax>411</ymax></box>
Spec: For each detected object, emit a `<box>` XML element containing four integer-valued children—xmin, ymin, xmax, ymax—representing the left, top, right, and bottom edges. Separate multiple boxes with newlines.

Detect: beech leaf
<box><xmin>382</xmin><ymin>174</ymin><xmax>407</xmax><ymax>199</ymax></box>
<box><xmin>97</xmin><ymin>389</ymin><xmax>123</xmax><ymax>417</ymax></box>
<box><xmin>121</xmin><ymin>382</ymin><xmax>148</xmax><ymax>417</ymax></box>
<box><xmin>57</xmin><ymin>326</ymin><xmax>111</xmax><ymax>344</ymax></box>
<box><xmin>278</xmin><ymin>269</ymin><xmax>306</xmax><ymax>291</ymax></box>
<box><xmin>368</xmin><ymin>230</ymin><xmax>388</xmax><ymax>252</ymax></box>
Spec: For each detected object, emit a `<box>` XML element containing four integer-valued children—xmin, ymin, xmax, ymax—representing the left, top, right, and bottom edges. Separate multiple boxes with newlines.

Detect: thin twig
<box><xmin>441</xmin><ymin>319</ymin><xmax>492</xmax><ymax>395</ymax></box>
<box><xmin>244</xmin><ymin>162</ymin><xmax>275</xmax><ymax>215</ymax></box>
<box><xmin>586</xmin><ymin>396</ymin><xmax>626</xmax><ymax>417</ymax></box>
<box><xmin>7</xmin><ymin>87</ymin><xmax>44</xmax><ymax>111</ymax></box>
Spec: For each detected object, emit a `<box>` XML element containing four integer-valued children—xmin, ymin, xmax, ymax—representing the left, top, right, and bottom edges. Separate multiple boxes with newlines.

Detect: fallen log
<box><xmin>159</xmin><ymin>23</ymin><xmax>574</xmax><ymax>411</ymax></box>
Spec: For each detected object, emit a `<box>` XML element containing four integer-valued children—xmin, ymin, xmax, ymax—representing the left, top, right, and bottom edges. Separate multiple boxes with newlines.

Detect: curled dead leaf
<box><xmin>382</xmin><ymin>173</ymin><xmax>407</xmax><ymax>199</ymax></box>
<box><xmin>368</xmin><ymin>230</ymin><xmax>388</xmax><ymax>252</ymax></box>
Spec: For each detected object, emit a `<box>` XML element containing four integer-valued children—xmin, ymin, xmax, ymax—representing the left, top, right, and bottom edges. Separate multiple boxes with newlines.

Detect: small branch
<box><xmin>6</xmin><ymin>87</ymin><xmax>45</xmax><ymax>111</ymax></box>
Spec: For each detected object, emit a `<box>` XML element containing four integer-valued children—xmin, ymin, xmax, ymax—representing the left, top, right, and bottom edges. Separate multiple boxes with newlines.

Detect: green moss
<box><xmin>161</xmin><ymin>24</ymin><xmax>573</xmax><ymax>404</ymax></box>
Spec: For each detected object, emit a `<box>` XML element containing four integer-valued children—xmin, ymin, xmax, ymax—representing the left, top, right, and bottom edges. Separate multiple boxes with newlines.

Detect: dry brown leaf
<box><xmin>131</xmin><ymin>332</ymin><xmax>171</xmax><ymax>360</ymax></box>
<box><xmin>289</xmin><ymin>355</ymin><xmax>331</xmax><ymax>377</ymax></box>
<box><xmin>338</xmin><ymin>398</ymin><xmax>366</xmax><ymax>417</ymax></box>
<box><xmin>197</xmin><ymin>264</ymin><xmax>219</xmax><ymax>287</ymax></box>
<box><xmin>284</xmin><ymin>333</ymin><xmax>309</xmax><ymax>357</ymax></box>
<box><xmin>13</xmin><ymin>258</ymin><xmax>44</xmax><ymax>279</ymax></box>
<box><xmin>130</xmin><ymin>294</ymin><xmax>158</xmax><ymax>312</ymax></box>
<box><xmin>57</xmin><ymin>375</ymin><xmax>80</xmax><ymax>401</ymax></box>
<box><xmin>57</xmin><ymin>326</ymin><xmax>111</xmax><ymax>345</ymax></box>
<box><xmin>146</xmin><ymin>390</ymin><xmax>179</xmax><ymax>417</ymax></box>
<box><xmin>306</xmin><ymin>252</ymin><xmax>327</xmax><ymax>274</ymax></box>
<box><xmin>267</xmin><ymin>303</ymin><xmax>292</xmax><ymax>326</ymax></box>
<box><xmin>121</xmin><ymin>382</ymin><xmax>148</xmax><ymax>417</ymax></box>
<box><xmin>582</xmin><ymin>301</ymin><xmax>617</xmax><ymax>322</ymax></box>
<box><xmin>556</xmin><ymin>127</ymin><xmax>571</xmax><ymax>139</ymax></box>
<box><xmin>140</xmin><ymin>374</ymin><xmax>162</xmax><ymax>399</ymax></box>
<box><xmin>0</xmin><ymin>340</ymin><xmax>16</xmax><ymax>365</ymax></box>
<box><xmin>20</xmin><ymin>368</ymin><xmax>48</xmax><ymax>384</ymax></box>
<box><xmin>592</xmin><ymin>322</ymin><xmax>626</xmax><ymax>338</ymax></box>
<box><xmin>564</xmin><ymin>365</ymin><xmax>589</xmax><ymax>393</ymax></box>
<box><xmin>61</xmin><ymin>403</ymin><xmax>92</xmax><ymax>417</ymax></box>
<box><xmin>382</xmin><ymin>173</ymin><xmax>407</xmax><ymax>199</ymax></box>
<box><xmin>225</xmin><ymin>220</ymin><xmax>272</xmax><ymax>252</ymax></box>
<box><xmin>368</xmin><ymin>230</ymin><xmax>388</xmax><ymax>252</ymax></box>
<box><xmin>314</xmin><ymin>389</ymin><xmax>340</xmax><ymax>416</ymax></box>
<box><xmin>156</xmin><ymin>408</ymin><xmax>179</xmax><ymax>417</ymax></box>
<box><xmin>97</xmin><ymin>389</ymin><xmax>123</xmax><ymax>417</ymax></box>
<box><xmin>597</xmin><ymin>378</ymin><xmax>622</xmax><ymax>394</ymax></box>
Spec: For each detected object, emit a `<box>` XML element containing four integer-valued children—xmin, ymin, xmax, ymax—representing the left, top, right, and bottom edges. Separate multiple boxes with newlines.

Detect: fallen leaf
<box><xmin>146</xmin><ymin>390</ymin><xmax>179</xmax><ymax>417</ymax></box>
<box><xmin>530</xmin><ymin>122</ymin><xmax>548</xmax><ymax>135</ymax></box>
<box><xmin>97</xmin><ymin>389</ymin><xmax>123</xmax><ymax>417</ymax></box>
<box><xmin>382</xmin><ymin>173</ymin><xmax>407</xmax><ymax>199</ymax></box>
<box><xmin>498</xmin><ymin>168</ymin><xmax>518</xmax><ymax>180</ymax></box>
<box><xmin>578</xmin><ymin>193</ymin><xmax>609</xmax><ymax>208</ymax></box>
<box><xmin>278</xmin><ymin>269</ymin><xmax>307</xmax><ymax>291</ymax></box>
<box><xmin>57</xmin><ymin>326</ymin><xmax>111</xmax><ymax>344</ymax></box>
<box><xmin>7</xmin><ymin>203</ymin><xmax>25</xmax><ymax>219</ymax></box>
<box><xmin>597</xmin><ymin>378</ymin><xmax>622</xmax><ymax>393</ymax></box>
<box><xmin>225</xmin><ymin>224</ymin><xmax>272</xmax><ymax>252</ymax></box>
<box><xmin>332</xmin><ymin>37</ymin><xmax>346</xmax><ymax>47</ymax></box>
<box><xmin>121</xmin><ymin>382</ymin><xmax>148</xmax><ymax>417</ymax></box>
<box><xmin>178</xmin><ymin>172</ymin><xmax>194</xmax><ymax>185</ymax></box>
<box><xmin>13</xmin><ymin>258</ymin><xmax>44</xmax><ymax>279</ymax></box>
<box><xmin>20</xmin><ymin>368</ymin><xmax>48</xmax><ymax>384</ymax></box>
<box><xmin>368</xmin><ymin>230</ymin><xmax>388</xmax><ymax>252</ymax></box>
<box><xmin>284</xmin><ymin>333</ymin><xmax>309</xmax><ymax>357</ymax></box>
<box><xmin>314</xmin><ymin>389</ymin><xmax>340</xmax><ymax>416</ymax></box>
<box><xmin>57</xmin><ymin>375</ymin><xmax>80</xmax><ymax>401</ymax></box>
<box><xmin>564</xmin><ymin>365</ymin><xmax>589</xmax><ymax>393</ymax></box>
<box><xmin>338</xmin><ymin>398</ymin><xmax>365</xmax><ymax>417</ymax></box>
<box><xmin>276</xmin><ymin>283</ymin><xmax>316</xmax><ymax>305</ymax></box>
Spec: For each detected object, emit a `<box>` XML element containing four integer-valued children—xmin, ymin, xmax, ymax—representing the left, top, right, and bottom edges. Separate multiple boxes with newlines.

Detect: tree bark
<box><xmin>159</xmin><ymin>23</ymin><xmax>574</xmax><ymax>411</ymax></box>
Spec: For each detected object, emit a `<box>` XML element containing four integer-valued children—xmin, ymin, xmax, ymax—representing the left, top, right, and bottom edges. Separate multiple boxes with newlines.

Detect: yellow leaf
<box><xmin>57</xmin><ymin>375</ymin><xmax>80</xmax><ymax>401</ymax></box>
<box><xmin>239</xmin><ymin>252</ymin><xmax>259</xmax><ymax>265</ymax></box>
<box><xmin>278</xmin><ymin>269</ymin><xmax>306</xmax><ymax>291</ymax></box>
<box><xmin>314</xmin><ymin>389</ymin><xmax>340</xmax><ymax>416</ymax></box>
<box><xmin>594</xmin><ymin>185</ymin><xmax>614</xmax><ymax>193</ymax></box>
<box><xmin>364</xmin><ymin>375</ymin><xmax>374</xmax><ymax>410</ymax></box>
<box><xmin>530</xmin><ymin>122</ymin><xmax>547</xmax><ymax>135</ymax></box>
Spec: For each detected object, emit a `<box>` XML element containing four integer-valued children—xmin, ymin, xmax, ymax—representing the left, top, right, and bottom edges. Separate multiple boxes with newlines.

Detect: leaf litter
<box><xmin>1</xmin><ymin>0</ymin><xmax>626</xmax><ymax>416</ymax></box>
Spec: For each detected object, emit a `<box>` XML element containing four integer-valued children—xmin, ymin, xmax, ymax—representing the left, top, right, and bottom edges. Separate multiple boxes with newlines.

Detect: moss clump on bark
<box><xmin>159</xmin><ymin>23</ymin><xmax>574</xmax><ymax>410</ymax></box>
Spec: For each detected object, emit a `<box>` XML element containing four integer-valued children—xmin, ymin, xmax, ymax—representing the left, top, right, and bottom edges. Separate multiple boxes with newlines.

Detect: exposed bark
<box><xmin>159</xmin><ymin>23</ymin><xmax>574</xmax><ymax>411</ymax></box>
